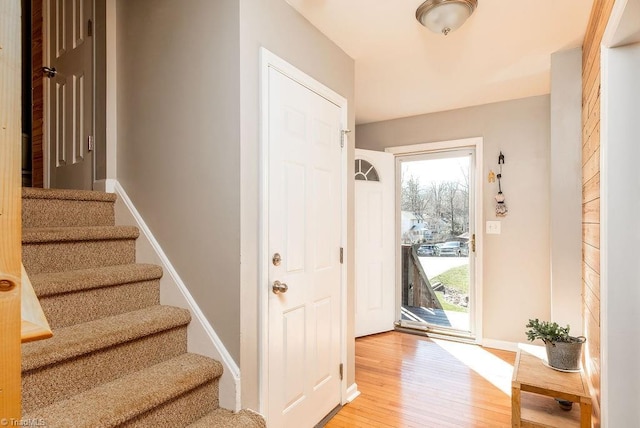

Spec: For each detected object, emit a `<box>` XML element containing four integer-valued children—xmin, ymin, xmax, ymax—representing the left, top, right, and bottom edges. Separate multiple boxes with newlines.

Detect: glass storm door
<box><xmin>398</xmin><ymin>149</ymin><xmax>476</xmax><ymax>338</ymax></box>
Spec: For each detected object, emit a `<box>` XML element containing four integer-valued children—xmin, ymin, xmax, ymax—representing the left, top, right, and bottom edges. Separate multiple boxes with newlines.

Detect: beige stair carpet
<box><xmin>22</xmin><ymin>187</ymin><xmax>265</xmax><ymax>427</ymax></box>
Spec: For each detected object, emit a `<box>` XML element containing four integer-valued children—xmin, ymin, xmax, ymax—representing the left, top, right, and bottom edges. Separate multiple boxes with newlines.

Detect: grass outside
<box><xmin>435</xmin><ymin>291</ymin><xmax>465</xmax><ymax>312</ymax></box>
<box><xmin>430</xmin><ymin>264</ymin><xmax>469</xmax><ymax>294</ymax></box>
<box><xmin>431</xmin><ymin>264</ymin><xmax>469</xmax><ymax>313</ymax></box>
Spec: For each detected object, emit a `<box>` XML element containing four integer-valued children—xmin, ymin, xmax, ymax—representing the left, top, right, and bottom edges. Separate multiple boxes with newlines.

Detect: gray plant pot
<box><xmin>545</xmin><ymin>337</ymin><xmax>586</xmax><ymax>371</ymax></box>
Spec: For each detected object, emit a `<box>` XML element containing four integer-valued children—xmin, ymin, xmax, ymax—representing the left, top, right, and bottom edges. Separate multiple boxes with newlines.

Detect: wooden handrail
<box><xmin>0</xmin><ymin>0</ymin><xmax>23</xmax><ymax>419</ymax></box>
<box><xmin>21</xmin><ymin>264</ymin><xmax>53</xmax><ymax>343</ymax></box>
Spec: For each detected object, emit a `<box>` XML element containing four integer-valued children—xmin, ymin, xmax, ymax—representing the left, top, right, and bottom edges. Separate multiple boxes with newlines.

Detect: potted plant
<box><xmin>525</xmin><ymin>318</ymin><xmax>586</xmax><ymax>371</ymax></box>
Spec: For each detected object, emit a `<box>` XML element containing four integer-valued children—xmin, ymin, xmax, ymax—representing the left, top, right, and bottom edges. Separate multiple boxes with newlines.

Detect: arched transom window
<box><xmin>354</xmin><ymin>159</ymin><xmax>380</xmax><ymax>181</ymax></box>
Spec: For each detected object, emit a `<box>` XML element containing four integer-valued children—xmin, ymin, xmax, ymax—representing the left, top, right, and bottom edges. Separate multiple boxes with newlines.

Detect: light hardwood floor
<box><xmin>326</xmin><ymin>331</ymin><xmax>516</xmax><ymax>428</ymax></box>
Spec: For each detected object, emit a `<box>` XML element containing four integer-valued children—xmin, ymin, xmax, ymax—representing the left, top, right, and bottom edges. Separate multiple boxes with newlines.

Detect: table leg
<box><xmin>580</xmin><ymin>397</ymin><xmax>592</xmax><ymax>428</ymax></box>
<box><xmin>512</xmin><ymin>384</ymin><xmax>521</xmax><ymax>427</ymax></box>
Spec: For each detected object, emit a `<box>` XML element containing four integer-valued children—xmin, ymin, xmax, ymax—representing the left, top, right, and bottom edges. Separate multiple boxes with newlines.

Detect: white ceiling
<box><xmin>610</xmin><ymin>0</ymin><xmax>640</xmax><ymax>47</ymax></box>
<box><xmin>286</xmin><ymin>0</ymin><xmax>595</xmax><ymax>124</ymax></box>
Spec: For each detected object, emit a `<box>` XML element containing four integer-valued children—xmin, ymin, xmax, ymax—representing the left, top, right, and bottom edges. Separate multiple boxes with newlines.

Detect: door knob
<box><xmin>42</xmin><ymin>66</ymin><xmax>57</xmax><ymax>78</ymax></box>
<box><xmin>272</xmin><ymin>280</ymin><xmax>288</xmax><ymax>294</ymax></box>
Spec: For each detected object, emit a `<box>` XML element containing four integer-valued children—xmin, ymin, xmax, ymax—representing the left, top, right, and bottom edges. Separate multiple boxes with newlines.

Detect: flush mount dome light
<box><xmin>416</xmin><ymin>0</ymin><xmax>478</xmax><ymax>36</ymax></box>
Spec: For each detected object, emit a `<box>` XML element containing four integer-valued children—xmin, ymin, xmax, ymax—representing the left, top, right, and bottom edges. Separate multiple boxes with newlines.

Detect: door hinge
<box><xmin>87</xmin><ymin>135</ymin><xmax>94</xmax><ymax>152</ymax></box>
<box><xmin>88</xmin><ymin>19</ymin><xmax>93</xmax><ymax>37</ymax></box>
<box><xmin>471</xmin><ymin>233</ymin><xmax>476</xmax><ymax>253</ymax></box>
<box><xmin>339</xmin><ymin>363</ymin><xmax>343</xmax><ymax>381</ymax></box>
<box><xmin>340</xmin><ymin>129</ymin><xmax>351</xmax><ymax>148</ymax></box>
<box><xmin>339</xmin><ymin>247</ymin><xmax>343</xmax><ymax>264</ymax></box>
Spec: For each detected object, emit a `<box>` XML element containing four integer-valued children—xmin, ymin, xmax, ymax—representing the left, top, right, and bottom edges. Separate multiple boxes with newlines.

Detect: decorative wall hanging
<box><xmin>495</xmin><ymin>152</ymin><xmax>508</xmax><ymax>217</ymax></box>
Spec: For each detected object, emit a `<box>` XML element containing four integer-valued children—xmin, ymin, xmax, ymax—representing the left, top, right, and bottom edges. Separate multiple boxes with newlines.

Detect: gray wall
<box><xmin>114</xmin><ymin>0</ymin><xmax>355</xmax><ymax>410</ymax></box>
<box><xmin>94</xmin><ymin>0</ymin><xmax>106</xmax><ymax>181</ymax></box>
<box><xmin>115</xmin><ymin>0</ymin><xmax>242</xmax><ymax>359</ymax></box>
<box><xmin>239</xmin><ymin>0</ymin><xmax>355</xmax><ymax>409</ymax></box>
<box><xmin>550</xmin><ymin>48</ymin><xmax>583</xmax><ymax>334</ymax></box>
<box><xmin>357</xmin><ymin>95</ymin><xmax>551</xmax><ymax>344</ymax></box>
<box><xmin>603</xmin><ymin>42</ymin><xmax>640</xmax><ymax>427</ymax></box>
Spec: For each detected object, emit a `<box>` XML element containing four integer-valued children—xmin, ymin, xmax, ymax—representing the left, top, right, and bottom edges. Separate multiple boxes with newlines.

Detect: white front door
<box><xmin>267</xmin><ymin>66</ymin><xmax>343</xmax><ymax>427</ymax></box>
<box><xmin>45</xmin><ymin>0</ymin><xmax>94</xmax><ymax>189</ymax></box>
<box><xmin>355</xmin><ymin>149</ymin><xmax>396</xmax><ymax>337</ymax></box>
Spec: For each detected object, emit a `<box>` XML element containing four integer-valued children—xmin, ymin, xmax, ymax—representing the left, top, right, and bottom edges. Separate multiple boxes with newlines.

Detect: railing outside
<box><xmin>401</xmin><ymin>245</ymin><xmax>442</xmax><ymax>310</ymax></box>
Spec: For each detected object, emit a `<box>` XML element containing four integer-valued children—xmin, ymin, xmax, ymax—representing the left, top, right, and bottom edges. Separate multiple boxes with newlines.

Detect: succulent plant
<box><xmin>525</xmin><ymin>318</ymin><xmax>574</xmax><ymax>344</ymax></box>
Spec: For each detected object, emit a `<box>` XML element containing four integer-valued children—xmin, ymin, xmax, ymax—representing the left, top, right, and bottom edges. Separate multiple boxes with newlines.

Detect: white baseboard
<box><xmin>346</xmin><ymin>383</ymin><xmax>360</xmax><ymax>403</ymax></box>
<box><xmin>112</xmin><ymin>181</ymin><xmax>241</xmax><ymax>411</ymax></box>
<box><xmin>482</xmin><ymin>338</ymin><xmax>519</xmax><ymax>352</ymax></box>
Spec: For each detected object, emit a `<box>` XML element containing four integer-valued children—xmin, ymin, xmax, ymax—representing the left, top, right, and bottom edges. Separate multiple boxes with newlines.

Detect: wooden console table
<box><xmin>511</xmin><ymin>346</ymin><xmax>592</xmax><ymax>427</ymax></box>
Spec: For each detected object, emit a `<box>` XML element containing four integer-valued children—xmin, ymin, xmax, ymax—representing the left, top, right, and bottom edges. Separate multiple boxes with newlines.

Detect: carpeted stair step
<box><xmin>22</xmin><ymin>226</ymin><xmax>139</xmax><ymax>274</ymax></box>
<box><xmin>20</xmin><ymin>187</ymin><xmax>266</xmax><ymax>426</ymax></box>
<box><xmin>22</xmin><ymin>187</ymin><xmax>116</xmax><ymax>228</ymax></box>
<box><xmin>24</xmin><ymin>353</ymin><xmax>223</xmax><ymax>427</ymax></box>
<box><xmin>22</xmin><ymin>305</ymin><xmax>191</xmax><ymax>413</ymax></box>
<box><xmin>188</xmin><ymin>408</ymin><xmax>267</xmax><ymax>428</ymax></box>
<box><xmin>31</xmin><ymin>264</ymin><xmax>163</xmax><ymax>329</ymax></box>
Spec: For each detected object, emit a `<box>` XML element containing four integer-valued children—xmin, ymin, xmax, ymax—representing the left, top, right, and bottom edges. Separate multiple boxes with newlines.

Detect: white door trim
<box><xmin>386</xmin><ymin>137</ymin><xmax>484</xmax><ymax>344</ymax></box>
<box><xmin>258</xmin><ymin>48</ymin><xmax>349</xmax><ymax>421</ymax></box>
<box><xmin>600</xmin><ymin>1</ymin><xmax>640</xmax><ymax>425</ymax></box>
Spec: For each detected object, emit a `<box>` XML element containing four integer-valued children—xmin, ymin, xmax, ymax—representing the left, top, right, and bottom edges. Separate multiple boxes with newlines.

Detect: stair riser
<box><xmin>20</xmin><ymin>189</ymin><xmax>253</xmax><ymax>426</ymax></box>
<box><xmin>23</xmin><ymin>239</ymin><xmax>136</xmax><ymax>274</ymax></box>
<box><xmin>127</xmin><ymin>381</ymin><xmax>219</xmax><ymax>427</ymax></box>
<box><xmin>22</xmin><ymin>327</ymin><xmax>188</xmax><ymax>413</ymax></box>
<box><xmin>40</xmin><ymin>280</ymin><xmax>160</xmax><ymax>329</ymax></box>
<box><xmin>22</xmin><ymin>199</ymin><xmax>115</xmax><ymax>228</ymax></box>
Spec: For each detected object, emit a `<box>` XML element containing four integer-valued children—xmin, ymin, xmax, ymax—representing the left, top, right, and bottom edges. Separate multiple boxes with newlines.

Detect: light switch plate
<box><xmin>486</xmin><ymin>221</ymin><xmax>501</xmax><ymax>234</ymax></box>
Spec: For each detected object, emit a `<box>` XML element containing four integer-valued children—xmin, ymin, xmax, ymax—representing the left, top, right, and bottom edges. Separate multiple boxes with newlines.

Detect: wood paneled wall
<box><xmin>581</xmin><ymin>0</ymin><xmax>615</xmax><ymax>425</ymax></box>
<box><xmin>31</xmin><ymin>0</ymin><xmax>44</xmax><ymax>188</ymax></box>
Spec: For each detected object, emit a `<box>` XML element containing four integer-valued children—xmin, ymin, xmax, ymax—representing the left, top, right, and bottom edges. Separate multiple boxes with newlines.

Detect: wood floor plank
<box><xmin>326</xmin><ymin>332</ymin><xmax>516</xmax><ymax>428</ymax></box>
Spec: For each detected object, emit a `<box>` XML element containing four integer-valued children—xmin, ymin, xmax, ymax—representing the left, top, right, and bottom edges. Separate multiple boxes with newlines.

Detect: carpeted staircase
<box><xmin>21</xmin><ymin>187</ymin><xmax>265</xmax><ymax>427</ymax></box>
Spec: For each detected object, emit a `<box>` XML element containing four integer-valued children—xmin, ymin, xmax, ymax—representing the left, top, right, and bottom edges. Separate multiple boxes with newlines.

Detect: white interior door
<box><xmin>267</xmin><ymin>67</ymin><xmax>343</xmax><ymax>427</ymax></box>
<box><xmin>45</xmin><ymin>0</ymin><xmax>94</xmax><ymax>189</ymax></box>
<box><xmin>355</xmin><ymin>149</ymin><xmax>395</xmax><ymax>337</ymax></box>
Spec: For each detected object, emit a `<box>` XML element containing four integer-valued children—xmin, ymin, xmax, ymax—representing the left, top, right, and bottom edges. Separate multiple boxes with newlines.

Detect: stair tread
<box><xmin>21</xmin><ymin>189</ymin><xmax>246</xmax><ymax>425</ymax></box>
<box><xmin>188</xmin><ymin>408</ymin><xmax>266</xmax><ymax>428</ymax></box>
<box><xmin>24</xmin><ymin>353</ymin><xmax>223</xmax><ymax>427</ymax></box>
<box><xmin>23</xmin><ymin>187</ymin><xmax>117</xmax><ymax>202</ymax></box>
<box><xmin>23</xmin><ymin>225</ymin><xmax>139</xmax><ymax>243</ymax></box>
<box><xmin>31</xmin><ymin>264</ymin><xmax>163</xmax><ymax>297</ymax></box>
<box><xmin>22</xmin><ymin>305</ymin><xmax>191</xmax><ymax>371</ymax></box>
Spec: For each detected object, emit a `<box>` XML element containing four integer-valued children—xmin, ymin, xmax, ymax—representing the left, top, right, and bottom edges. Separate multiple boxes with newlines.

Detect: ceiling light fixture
<box><xmin>415</xmin><ymin>0</ymin><xmax>478</xmax><ymax>36</ymax></box>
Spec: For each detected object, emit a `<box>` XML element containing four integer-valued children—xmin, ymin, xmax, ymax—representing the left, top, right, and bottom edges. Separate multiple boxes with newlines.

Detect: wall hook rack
<box><xmin>495</xmin><ymin>151</ymin><xmax>508</xmax><ymax>217</ymax></box>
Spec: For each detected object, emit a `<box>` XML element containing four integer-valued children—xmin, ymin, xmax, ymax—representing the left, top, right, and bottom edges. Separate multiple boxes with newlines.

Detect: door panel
<box><xmin>355</xmin><ymin>149</ymin><xmax>395</xmax><ymax>337</ymax></box>
<box><xmin>46</xmin><ymin>0</ymin><xmax>93</xmax><ymax>189</ymax></box>
<box><xmin>268</xmin><ymin>68</ymin><xmax>342</xmax><ymax>427</ymax></box>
